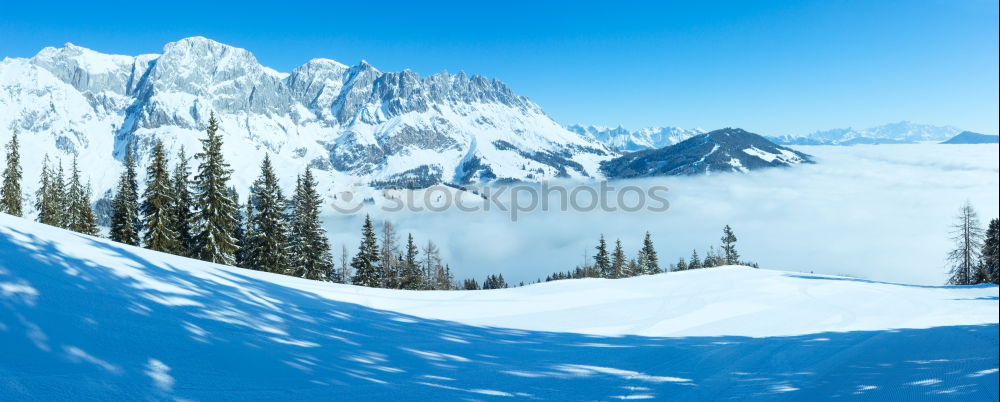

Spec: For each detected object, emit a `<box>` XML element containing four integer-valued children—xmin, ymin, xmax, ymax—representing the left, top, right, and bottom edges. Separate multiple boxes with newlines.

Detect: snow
<box><xmin>2</xmin><ymin>214</ymin><xmax>998</xmax><ymax>399</ymax></box>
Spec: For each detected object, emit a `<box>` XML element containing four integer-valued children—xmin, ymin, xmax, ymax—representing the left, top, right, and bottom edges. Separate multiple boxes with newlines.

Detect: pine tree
<box><xmin>141</xmin><ymin>140</ymin><xmax>179</xmax><ymax>252</ymax></box>
<box><xmin>611</xmin><ymin>239</ymin><xmax>626</xmax><ymax>279</ymax></box>
<box><xmin>51</xmin><ymin>160</ymin><xmax>68</xmax><ymax>228</ymax></box>
<box><xmin>351</xmin><ymin>214</ymin><xmax>381</xmax><ymax>287</ymax></box>
<box><xmin>676</xmin><ymin>257</ymin><xmax>688</xmax><ymax>271</ymax></box>
<box><xmin>462</xmin><ymin>278</ymin><xmax>480</xmax><ymax>290</ymax></box>
<box><xmin>947</xmin><ymin>202</ymin><xmax>985</xmax><ymax>285</ymax></box>
<box><xmin>1</xmin><ymin>130</ymin><xmax>23</xmax><ymax>216</ymax></box>
<box><xmin>706</xmin><ymin>246</ymin><xmax>725</xmax><ymax>267</ymax></box>
<box><xmin>34</xmin><ymin>155</ymin><xmax>55</xmax><ymax>225</ymax></box>
<box><xmin>721</xmin><ymin>225</ymin><xmax>739</xmax><ymax>265</ymax></box>
<box><xmin>247</xmin><ymin>154</ymin><xmax>290</xmax><ymax>273</ymax></box>
<box><xmin>637</xmin><ymin>232</ymin><xmax>661</xmax><ymax>274</ymax></box>
<box><xmin>981</xmin><ymin>218</ymin><xmax>999</xmax><ymax>284</ymax></box>
<box><xmin>378</xmin><ymin>221</ymin><xmax>401</xmax><ymax>288</ymax></box>
<box><xmin>400</xmin><ymin>233</ymin><xmax>422</xmax><ymax>289</ymax></box>
<box><xmin>288</xmin><ymin>167</ymin><xmax>333</xmax><ymax>280</ymax></box>
<box><xmin>234</xmin><ymin>191</ymin><xmax>249</xmax><ymax>268</ymax></box>
<box><xmin>66</xmin><ymin>157</ymin><xmax>99</xmax><ymax>235</ymax></box>
<box><xmin>192</xmin><ymin>113</ymin><xmax>239</xmax><ymax>264</ymax></box>
<box><xmin>595</xmin><ymin>235</ymin><xmax>611</xmax><ymax>278</ymax></box>
<box><xmin>171</xmin><ymin>147</ymin><xmax>196</xmax><ymax>256</ymax></box>
<box><xmin>627</xmin><ymin>258</ymin><xmax>641</xmax><ymax>277</ymax></box>
<box><xmin>110</xmin><ymin>147</ymin><xmax>141</xmax><ymax>245</ymax></box>
<box><xmin>689</xmin><ymin>249</ymin><xmax>702</xmax><ymax>269</ymax></box>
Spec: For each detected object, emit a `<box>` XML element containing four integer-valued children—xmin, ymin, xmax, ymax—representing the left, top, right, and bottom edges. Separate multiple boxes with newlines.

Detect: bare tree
<box><xmin>380</xmin><ymin>221</ymin><xmax>400</xmax><ymax>288</ymax></box>
<box><xmin>947</xmin><ymin>201</ymin><xmax>985</xmax><ymax>285</ymax></box>
<box><xmin>338</xmin><ymin>244</ymin><xmax>351</xmax><ymax>284</ymax></box>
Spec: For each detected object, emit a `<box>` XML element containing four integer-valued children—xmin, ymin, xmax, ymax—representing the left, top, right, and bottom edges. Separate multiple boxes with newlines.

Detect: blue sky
<box><xmin>2</xmin><ymin>0</ymin><xmax>997</xmax><ymax>135</ymax></box>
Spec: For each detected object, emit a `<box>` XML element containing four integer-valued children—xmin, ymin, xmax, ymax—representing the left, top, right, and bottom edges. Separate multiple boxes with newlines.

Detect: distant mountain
<box><xmin>0</xmin><ymin>37</ymin><xmax>613</xmax><ymax>207</ymax></box>
<box><xmin>601</xmin><ymin>128</ymin><xmax>812</xmax><ymax>178</ymax></box>
<box><xmin>566</xmin><ymin>124</ymin><xmax>705</xmax><ymax>152</ymax></box>
<box><xmin>769</xmin><ymin>121</ymin><xmax>963</xmax><ymax>145</ymax></box>
<box><xmin>940</xmin><ymin>131</ymin><xmax>999</xmax><ymax>144</ymax></box>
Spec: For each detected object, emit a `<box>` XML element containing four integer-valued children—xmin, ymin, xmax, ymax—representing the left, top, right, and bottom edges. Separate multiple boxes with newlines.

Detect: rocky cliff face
<box><xmin>1</xmin><ymin>37</ymin><xmax>611</xmax><ymax>205</ymax></box>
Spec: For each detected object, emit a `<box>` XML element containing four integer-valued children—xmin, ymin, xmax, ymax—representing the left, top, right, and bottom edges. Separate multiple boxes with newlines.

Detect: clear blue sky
<box><xmin>2</xmin><ymin>0</ymin><xmax>997</xmax><ymax>135</ymax></box>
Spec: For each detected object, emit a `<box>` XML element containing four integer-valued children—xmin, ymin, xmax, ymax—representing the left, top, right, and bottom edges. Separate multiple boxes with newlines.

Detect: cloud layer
<box><xmin>323</xmin><ymin>144</ymin><xmax>999</xmax><ymax>286</ymax></box>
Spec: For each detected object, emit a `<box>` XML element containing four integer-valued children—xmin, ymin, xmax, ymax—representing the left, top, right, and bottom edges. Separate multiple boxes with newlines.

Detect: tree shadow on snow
<box><xmin>1</xmin><ymin>229</ymin><xmax>997</xmax><ymax>400</ymax></box>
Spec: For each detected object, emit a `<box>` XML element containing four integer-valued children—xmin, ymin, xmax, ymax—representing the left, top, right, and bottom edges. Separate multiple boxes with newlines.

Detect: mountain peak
<box><xmin>601</xmin><ymin>127</ymin><xmax>812</xmax><ymax>178</ymax></box>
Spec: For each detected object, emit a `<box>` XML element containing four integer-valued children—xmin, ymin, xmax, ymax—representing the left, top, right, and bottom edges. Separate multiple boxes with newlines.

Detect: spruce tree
<box><xmin>247</xmin><ymin>154</ymin><xmax>290</xmax><ymax>273</ymax></box>
<box><xmin>721</xmin><ymin>225</ymin><xmax>739</xmax><ymax>265</ymax></box>
<box><xmin>676</xmin><ymin>257</ymin><xmax>688</xmax><ymax>271</ymax></box>
<box><xmin>627</xmin><ymin>258</ymin><xmax>641</xmax><ymax>277</ymax></box>
<box><xmin>51</xmin><ymin>160</ymin><xmax>68</xmax><ymax>228</ymax></box>
<box><xmin>689</xmin><ymin>249</ymin><xmax>702</xmax><ymax>269</ymax></box>
<box><xmin>141</xmin><ymin>140</ymin><xmax>179</xmax><ymax>252</ymax></box>
<box><xmin>171</xmin><ymin>146</ymin><xmax>196</xmax><ymax>256</ymax></box>
<box><xmin>947</xmin><ymin>202</ymin><xmax>984</xmax><ymax>285</ymax></box>
<box><xmin>595</xmin><ymin>235</ymin><xmax>611</xmax><ymax>278</ymax></box>
<box><xmin>288</xmin><ymin>167</ymin><xmax>333</xmax><ymax>280</ymax></box>
<box><xmin>611</xmin><ymin>239</ymin><xmax>626</xmax><ymax>279</ymax></box>
<box><xmin>981</xmin><ymin>218</ymin><xmax>999</xmax><ymax>284</ymax></box>
<box><xmin>400</xmin><ymin>233</ymin><xmax>422</xmax><ymax>289</ymax></box>
<box><xmin>192</xmin><ymin>113</ymin><xmax>239</xmax><ymax>264</ymax></box>
<box><xmin>34</xmin><ymin>156</ymin><xmax>58</xmax><ymax>226</ymax></box>
<box><xmin>637</xmin><ymin>231</ymin><xmax>661</xmax><ymax>274</ymax></box>
<box><xmin>351</xmin><ymin>215</ymin><xmax>381</xmax><ymax>287</ymax></box>
<box><xmin>235</xmin><ymin>195</ymin><xmax>252</xmax><ymax>268</ymax></box>
<box><xmin>66</xmin><ymin>157</ymin><xmax>99</xmax><ymax>235</ymax></box>
<box><xmin>110</xmin><ymin>147</ymin><xmax>141</xmax><ymax>245</ymax></box>
<box><xmin>1</xmin><ymin>130</ymin><xmax>23</xmax><ymax>216</ymax></box>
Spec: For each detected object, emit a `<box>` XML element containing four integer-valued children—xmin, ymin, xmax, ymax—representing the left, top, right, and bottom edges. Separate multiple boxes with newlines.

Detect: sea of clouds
<box><xmin>322</xmin><ymin>144</ymin><xmax>999</xmax><ymax>286</ymax></box>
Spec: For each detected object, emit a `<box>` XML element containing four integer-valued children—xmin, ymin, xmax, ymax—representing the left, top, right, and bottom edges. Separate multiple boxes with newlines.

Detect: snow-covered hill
<box><xmin>0</xmin><ymin>37</ymin><xmax>612</xmax><ymax>207</ymax></box>
<box><xmin>601</xmin><ymin>128</ymin><xmax>812</xmax><ymax>178</ymax></box>
<box><xmin>941</xmin><ymin>131</ymin><xmax>1000</xmax><ymax>144</ymax></box>
<box><xmin>2</xmin><ymin>214</ymin><xmax>997</xmax><ymax>399</ymax></box>
<box><xmin>566</xmin><ymin>124</ymin><xmax>706</xmax><ymax>152</ymax></box>
<box><xmin>770</xmin><ymin>121</ymin><xmax>963</xmax><ymax>145</ymax></box>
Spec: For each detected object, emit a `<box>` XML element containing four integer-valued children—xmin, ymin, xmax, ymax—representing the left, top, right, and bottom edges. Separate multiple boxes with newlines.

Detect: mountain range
<box><xmin>767</xmin><ymin>121</ymin><xmax>964</xmax><ymax>145</ymax></box>
<box><xmin>565</xmin><ymin>124</ymin><xmax>706</xmax><ymax>152</ymax></box>
<box><xmin>0</xmin><ymin>37</ymin><xmax>813</xmax><ymax>212</ymax></box>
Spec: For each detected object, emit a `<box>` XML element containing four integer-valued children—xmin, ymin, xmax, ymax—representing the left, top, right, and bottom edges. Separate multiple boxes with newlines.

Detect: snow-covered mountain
<box><xmin>0</xmin><ymin>37</ymin><xmax>612</xmax><ymax>207</ymax></box>
<box><xmin>770</xmin><ymin>121</ymin><xmax>963</xmax><ymax>145</ymax></box>
<box><xmin>566</xmin><ymin>124</ymin><xmax>705</xmax><ymax>152</ymax></box>
<box><xmin>2</xmin><ymin>214</ymin><xmax>998</xmax><ymax>399</ymax></box>
<box><xmin>941</xmin><ymin>131</ymin><xmax>1000</xmax><ymax>144</ymax></box>
<box><xmin>601</xmin><ymin>128</ymin><xmax>812</xmax><ymax>178</ymax></box>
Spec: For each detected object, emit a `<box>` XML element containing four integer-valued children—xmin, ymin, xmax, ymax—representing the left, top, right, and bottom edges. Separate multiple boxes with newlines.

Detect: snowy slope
<box><xmin>2</xmin><ymin>214</ymin><xmax>998</xmax><ymax>399</ymax></box>
<box><xmin>0</xmin><ymin>37</ymin><xmax>612</xmax><ymax>212</ymax></box>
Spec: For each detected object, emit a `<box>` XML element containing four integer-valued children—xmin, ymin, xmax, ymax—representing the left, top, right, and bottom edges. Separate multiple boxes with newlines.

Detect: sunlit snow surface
<box><xmin>2</xmin><ymin>215</ymin><xmax>997</xmax><ymax>400</ymax></box>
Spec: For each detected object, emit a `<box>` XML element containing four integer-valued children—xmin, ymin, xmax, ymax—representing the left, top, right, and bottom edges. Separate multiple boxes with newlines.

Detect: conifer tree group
<box><xmin>544</xmin><ymin>226</ymin><xmax>754</xmax><ymax>282</ymax></box>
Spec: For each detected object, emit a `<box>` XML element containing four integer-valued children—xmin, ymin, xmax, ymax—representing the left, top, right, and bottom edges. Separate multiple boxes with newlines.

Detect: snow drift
<box><xmin>1</xmin><ymin>214</ymin><xmax>997</xmax><ymax>400</ymax></box>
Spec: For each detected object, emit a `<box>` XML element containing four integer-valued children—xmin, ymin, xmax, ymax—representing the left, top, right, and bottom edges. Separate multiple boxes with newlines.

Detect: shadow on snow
<box><xmin>2</xmin><ymin>229</ymin><xmax>998</xmax><ymax>400</ymax></box>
